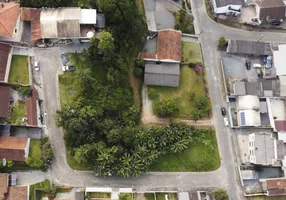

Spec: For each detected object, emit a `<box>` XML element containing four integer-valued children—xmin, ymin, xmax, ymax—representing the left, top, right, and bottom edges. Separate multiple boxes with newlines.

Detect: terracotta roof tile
<box><xmin>21</xmin><ymin>8</ymin><xmax>42</xmax><ymax>40</ymax></box>
<box><xmin>6</xmin><ymin>186</ymin><xmax>28</xmax><ymax>200</ymax></box>
<box><xmin>0</xmin><ymin>173</ymin><xmax>8</xmax><ymax>199</ymax></box>
<box><xmin>0</xmin><ymin>136</ymin><xmax>29</xmax><ymax>161</ymax></box>
<box><xmin>275</xmin><ymin>120</ymin><xmax>286</xmax><ymax>131</ymax></box>
<box><xmin>267</xmin><ymin>179</ymin><xmax>286</xmax><ymax>196</ymax></box>
<box><xmin>0</xmin><ymin>86</ymin><xmax>11</xmax><ymax>118</ymax></box>
<box><xmin>26</xmin><ymin>86</ymin><xmax>38</xmax><ymax>126</ymax></box>
<box><xmin>140</xmin><ymin>52</ymin><xmax>157</xmax><ymax>59</ymax></box>
<box><xmin>157</xmin><ymin>30</ymin><xmax>181</xmax><ymax>62</ymax></box>
<box><xmin>0</xmin><ymin>43</ymin><xmax>11</xmax><ymax>81</ymax></box>
<box><xmin>0</xmin><ymin>2</ymin><xmax>20</xmax><ymax>37</ymax></box>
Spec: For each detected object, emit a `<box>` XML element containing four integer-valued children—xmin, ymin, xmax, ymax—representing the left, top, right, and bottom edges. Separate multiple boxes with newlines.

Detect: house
<box><xmin>26</xmin><ymin>86</ymin><xmax>38</xmax><ymax>126</ymax></box>
<box><xmin>237</xmin><ymin>132</ymin><xmax>278</xmax><ymax>165</ymax></box>
<box><xmin>21</xmin><ymin>8</ymin><xmax>42</xmax><ymax>41</ymax></box>
<box><xmin>253</xmin><ymin>0</ymin><xmax>286</xmax><ymax>24</ymax></box>
<box><xmin>0</xmin><ymin>173</ymin><xmax>28</xmax><ymax>200</ymax></box>
<box><xmin>0</xmin><ymin>136</ymin><xmax>30</xmax><ymax>161</ymax></box>
<box><xmin>265</xmin><ymin>178</ymin><xmax>286</xmax><ymax>196</ymax></box>
<box><xmin>140</xmin><ymin>29</ymin><xmax>182</xmax><ymax>87</ymax></box>
<box><xmin>227</xmin><ymin>39</ymin><xmax>272</xmax><ymax>56</ymax></box>
<box><xmin>0</xmin><ymin>43</ymin><xmax>12</xmax><ymax>82</ymax></box>
<box><xmin>273</xmin><ymin>45</ymin><xmax>286</xmax><ymax>76</ymax></box>
<box><xmin>212</xmin><ymin>0</ymin><xmax>244</xmax><ymax>15</ymax></box>
<box><xmin>0</xmin><ymin>86</ymin><xmax>11</xmax><ymax>118</ymax></box>
<box><xmin>0</xmin><ymin>2</ymin><xmax>21</xmax><ymax>41</ymax></box>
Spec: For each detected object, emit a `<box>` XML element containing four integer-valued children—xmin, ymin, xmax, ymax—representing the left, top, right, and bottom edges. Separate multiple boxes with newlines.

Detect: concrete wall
<box><xmin>24</xmin><ymin>138</ymin><xmax>31</xmax><ymax>158</ymax></box>
<box><xmin>4</xmin><ymin>46</ymin><xmax>13</xmax><ymax>82</ymax></box>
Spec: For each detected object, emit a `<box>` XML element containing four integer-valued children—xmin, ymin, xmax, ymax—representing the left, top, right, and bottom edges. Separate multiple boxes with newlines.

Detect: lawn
<box><xmin>58</xmin><ymin>74</ymin><xmax>78</xmax><ymax>105</ymax></box>
<box><xmin>150</xmin><ymin>130</ymin><xmax>220</xmax><ymax>171</ymax></box>
<box><xmin>149</xmin><ymin>66</ymin><xmax>206</xmax><ymax>117</ymax></box>
<box><xmin>8</xmin><ymin>55</ymin><xmax>29</xmax><ymax>84</ymax></box>
<box><xmin>89</xmin><ymin>192</ymin><xmax>111</xmax><ymax>198</ymax></box>
<box><xmin>182</xmin><ymin>42</ymin><xmax>202</xmax><ymax>64</ymax></box>
<box><xmin>29</xmin><ymin>179</ymin><xmax>50</xmax><ymax>200</ymax></box>
<box><xmin>156</xmin><ymin>193</ymin><xmax>177</xmax><ymax>200</ymax></box>
<box><xmin>10</xmin><ymin>100</ymin><xmax>27</xmax><ymax>125</ymax></box>
<box><xmin>29</xmin><ymin>139</ymin><xmax>42</xmax><ymax>160</ymax></box>
<box><xmin>144</xmin><ymin>193</ymin><xmax>155</xmax><ymax>200</ymax></box>
<box><xmin>66</xmin><ymin>147</ymin><xmax>93</xmax><ymax>170</ymax></box>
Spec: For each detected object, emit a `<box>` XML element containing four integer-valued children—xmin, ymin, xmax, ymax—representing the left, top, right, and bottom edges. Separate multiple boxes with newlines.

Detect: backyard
<box><xmin>150</xmin><ymin>130</ymin><xmax>220</xmax><ymax>172</ymax></box>
<box><xmin>10</xmin><ymin>100</ymin><xmax>27</xmax><ymax>125</ymax></box>
<box><xmin>8</xmin><ymin>55</ymin><xmax>29</xmax><ymax>84</ymax></box>
<box><xmin>29</xmin><ymin>139</ymin><xmax>42</xmax><ymax>160</ymax></box>
<box><xmin>181</xmin><ymin>42</ymin><xmax>202</xmax><ymax>64</ymax></box>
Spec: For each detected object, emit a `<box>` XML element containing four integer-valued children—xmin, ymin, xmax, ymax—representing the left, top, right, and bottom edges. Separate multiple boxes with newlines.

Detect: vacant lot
<box><xmin>30</xmin><ymin>139</ymin><xmax>42</xmax><ymax>160</ymax></box>
<box><xmin>182</xmin><ymin>42</ymin><xmax>202</xmax><ymax>64</ymax></box>
<box><xmin>10</xmin><ymin>100</ymin><xmax>27</xmax><ymax>125</ymax></box>
<box><xmin>9</xmin><ymin>55</ymin><xmax>29</xmax><ymax>84</ymax></box>
<box><xmin>150</xmin><ymin>130</ymin><xmax>220</xmax><ymax>171</ymax></box>
<box><xmin>149</xmin><ymin>66</ymin><xmax>206</xmax><ymax>117</ymax></box>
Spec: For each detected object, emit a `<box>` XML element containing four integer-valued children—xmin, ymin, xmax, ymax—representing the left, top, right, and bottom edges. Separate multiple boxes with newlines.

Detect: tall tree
<box><xmin>98</xmin><ymin>31</ymin><xmax>115</xmax><ymax>61</ymax></box>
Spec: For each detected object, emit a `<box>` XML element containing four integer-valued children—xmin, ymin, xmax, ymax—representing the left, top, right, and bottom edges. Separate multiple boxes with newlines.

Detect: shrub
<box><xmin>194</xmin><ymin>65</ymin><xmax>202</xmax><ymax>73</ymax></box>
<box><xmin>153</xmin><ymin>98</ymin><xmax>178</xmax><ymax>117</ymax></box>
<box><xmin>26</xmin><ymin>157</ymin><xmax>44</xmax><ymax>169</ymax></box>
<box><xmin>188</xmin><ymin>63</ymin><xmax>196</xmax><ymax>68</ymax></box>
<box><xmin>135</xmin><ymin>58</ymin><xmax>144</xmax><ymax>67</ymax></box>
<box><xmin>134</xmin><ymin>67</ymin><xmax>143</xmax><ymax>77</ymax></box>
<box><xmin>218</xmin><ymin>36</ymin><xmax>227</xmax><ymax>49</ymax></box>
<box><xmin>148</xmin><ymin>88</ymin><xmax>159</xmax><ymax>100</ymax></box>
<box><xmin>42</xmin><ymin>141</ymin><xmax>54</xmax><ymax>163</ymax></box>
<box><xmin>174</xmin><ymin>24</ymin><xmax>180</xmax><ymax>30</ymax></box>
<box><xmin>211</xmin><ymin>189</ymin><xmax>229</xmax><ymax>200</ymax></box>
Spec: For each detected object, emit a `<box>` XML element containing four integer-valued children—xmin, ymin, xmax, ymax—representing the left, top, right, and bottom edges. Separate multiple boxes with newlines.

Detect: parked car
<box><xmin>272</xmin><ymin>21</ymin><xmax>281</xmax><ymax>26</ymax></box>
<box><xmin>34</xmin><ymin>61</ymin><xmax>40</xmax><ymax>71</ymax></box>
<box><xmin>61</xmin><ymin>53</ymin><xmax>69</xmax><ymax>65</ymax></box>
<box><xmin>253</xmin><ymin>63</ymin><xmax>261</xmax><ymax>68</ymax></box>
<box><xmin>221</xmin><ymin>107</ymin><xmax>226</xmax><ymax>116</ymax></box>
<box><xmin>62</xmin><ymin>65</ymin><xmax>76</xmax><ymax>72</ymax></box>
<box><xmin>224</xmin><ymin>117</ymin><xmax>229</xmax><ymax>127</ymax></box>
<box><xmin>245</xmin><ymin>60</ymin><xmax>251</xmax><ymax>70</ymax></box>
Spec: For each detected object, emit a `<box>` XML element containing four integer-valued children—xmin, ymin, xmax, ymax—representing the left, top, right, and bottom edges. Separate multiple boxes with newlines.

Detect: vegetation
<box><xmin>153</xmin><ymin>98</ymin><xmax>179</xmax><ymax>117</ymax></box>
<box><xmin>150</xmin><ymin>129</ymin><xmax>220</xmax><ymax>171</ymax></box>
<box><xmin>89</xmin><ymin>192</ymin><xmax>111</xmax><ymax>198</ymax></box>
<box><xmin>8</xmin><ymin>55</ymin><xmax>29</xmax><ymax>85</ymax></box>
<box><xmin>10</xmin><ymin>100</ymin><xmax>27</xmax><ymax>125</ymax></box>
<box><xmin>119</xmin><ymin>193</ymin><xmax>134</xmax><ymax>200</ymax></box>
<box><xmin>211</xmin><ymin>189</ymin><xmax>229</xmax><ymax>200</ymax></box>
<box><xmin>172</xmin><ymin>9</ymin><xmax>194</xmax><ymax>34</ymax></box>
<box><xmin>156</xmin><ymin>193</ymin><xmax>177</xmax><ymax>200</ymax></box>
<box><xmin>182</xmin><ymin>42</ymin><xmax>202</xmax><ymax>64</ymax></box>
<box><xmin>144</xmin><ymin>193</ymin><xmax>155</xmax><ymax>200</ymax></box>
<box><xmin>149</xmin><ymin>66</ymin><xmax>207</xmax><ymax>118</ymax></box>
<box><xmin>29</xmin><ymin>179</ymin><xmax>58</xmax><ymax>200</ymax></box>
<box><xmin>218</xmin><ymin>37</ymin><xmax>227</xmax><ymax>49</ymax></box>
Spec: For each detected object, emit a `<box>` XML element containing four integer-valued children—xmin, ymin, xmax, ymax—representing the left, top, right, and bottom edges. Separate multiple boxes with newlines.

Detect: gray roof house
<box><xmin>144</xmin><ymin>63</ymin><xmax>180</xmax><ymax>87</ymax></box>
<box><xmin>227</xmin><ymin>39</ymin><xmax>272</xmax><ymax>56</ymax></box>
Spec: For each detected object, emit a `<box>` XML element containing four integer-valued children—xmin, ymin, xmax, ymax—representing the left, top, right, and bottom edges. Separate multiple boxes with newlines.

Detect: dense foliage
<box><xmin>153</xmin><ymin>98</ymin><xmax>179</xmax><ymax>117</ymax></box>
<box><xmin>211</xmin><ymin>189</ymin><xmax>229</xmax><ymax>200</ymax></box>
<box><xmin>218</xmin><ymin>37</ymin><xmax>227</xmax><ymax>49</ymax></box>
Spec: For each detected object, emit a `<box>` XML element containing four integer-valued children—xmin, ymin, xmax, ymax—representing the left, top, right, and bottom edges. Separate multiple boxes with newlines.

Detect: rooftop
<box><xmin>254</xmin><ymin>133</ymin><xmax>276</xmax><ymax>165</ymax></box>
<box><xmin>0</xmin><ymin>173</ymin><xmax>8</xmax><ymax>199</ymax></box>
<box><xmin>0</xmin><ymin>2</ymin><xmax>20</xmax><ymax>37</ymax></box>
<box><xmin>0</xmin><ymin>136</ymin><xmax>29</xmax><ymax>161</ymax></box>
<box><xmin>257</xmin><ymin>0</ymin><xmax>286</xmax><ymax>21</ymax></box>
<box><xmin>21</xmin><ymin>8</ymin><xmax>42</xmax><ymax>40</ymax></box>
<box><xmin>274</xmin><ymin>45</ymin><xmax>286</xmax><ymax>76</ymax></box>
<box><xmin>275</xmin><ymin>120</ymin><xmax>286</xmax><ymax>131</ymax></box>
<box><xmin>266</xmin><ymin>178</ymin><xmax>286</xmax><ymax>196</ymax></box>
<box><xmin>215</xmin><ymin>0</ymin><xmax>244</xmax><ymax>7</ymax></box>
<box><xmin>0</xmin><ymin>86</ymin><xmax>11</xmax><ymax>118</ymax></box>
<box><xmin>0</xmin><ymin>43</ymin><xmax>11</xmax><ymax>81</ymax></box>
<box><xmin>26</xmin><ymin>86</ymin><xmax>38</xmax><ymax>126</ymax></box>
<box><xmin>6</xmin><ymin>186</ymin><xmax>28</xmax><ymax>200</ymax></box>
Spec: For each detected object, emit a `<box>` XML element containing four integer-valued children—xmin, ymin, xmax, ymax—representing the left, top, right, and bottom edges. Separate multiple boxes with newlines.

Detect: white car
<box><xmin>34</xmin><ymin>61</ymin><xmax>40</xmax><ymax>71</ymax></box>
<box><xmin>253</xmin><ymin>63</ymin><xmax>261</xmax><ymax>68</ymax></box>
<box><xmin>224</xmin><ymin>117</ymin><xmax>229</xmax><ymax>127</ymax></box>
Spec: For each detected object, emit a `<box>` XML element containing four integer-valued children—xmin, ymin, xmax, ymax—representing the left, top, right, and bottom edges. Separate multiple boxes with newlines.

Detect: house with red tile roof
<box><xmin>0</xmin><ymin>86</ymin><xmax>11</xmax><ymax>118</ymax></box>
<box><xmin>265</xmin><ymin>178</ymin><xmax>286</xmax><ymax>196</ymax></box>
<box><xmin>0</xmin><ymin>136</ymin><xmax>30</xmax><ymax>161</ymax></box>
<box><xmin>0</xmin><ymin>2</ymin><xmax>21</xmax><ymax>41</ymax></box>
<box><xmin>0</xmin><ymin>43</ymin><xmax>12</xmax><ymax>82</ymax></box>
<box><xmin>26</xmin><ymin>86</ymin><xmax>38</xmax><ymax>126</ymax></box>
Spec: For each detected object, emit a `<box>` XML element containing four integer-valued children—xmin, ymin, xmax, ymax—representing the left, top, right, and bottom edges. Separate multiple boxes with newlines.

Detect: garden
<box><xmin>10</xmin><ymin>100</ymin><xmax>26</xmax><ymax>125</ymax></box>
<box><xmin>8</xmin><ymin>55</ymin><xmax>29</xmax><ymax>85</ymax></box>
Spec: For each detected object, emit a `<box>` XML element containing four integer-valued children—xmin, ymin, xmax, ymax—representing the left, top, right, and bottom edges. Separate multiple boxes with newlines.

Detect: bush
<box><xmin>135</xmin><ymin>58</ymin><xmax>144</xmax><ymax>67</ymax></box>
<box><xmin>26</xmin><ymin>157</ymin><xmax>44</xmax><ymax>169</ymax></box>
<box><xmin>42</xmin><ymin>141</ymin><xmax>54</xmax><ymax>163</ymax></box>
<box><xmin>218</xmin><ymin>37</ymin><xmax>227</xmax><ymax>49</ymax></box>
<box><xmin>175</xmin><ymin>24</ymin><xmax>180</xmax><ymax>30</ymax></box>
<box><xmin>148</xmin><ymin>88</ymin><xmax>159</xmax><ymax>100</ymax></box>
<box><xmin>134</xmin><ymin>67</ymin><xmax>143</xmax><ymax>77</ymax></box>
<box><xmin>211</xmin><ymin>189</ymin><xmax>229</xmax><ymax>200</ymax></box>
<box><xmin>153</xmin><ymin>98</ymin><xmax>179</xmax><ymax>117</ymax></box>
<box><xmin>188</xmin><ymin>62</ymin><xmax>196</xmax><ymax>68</ymax></box>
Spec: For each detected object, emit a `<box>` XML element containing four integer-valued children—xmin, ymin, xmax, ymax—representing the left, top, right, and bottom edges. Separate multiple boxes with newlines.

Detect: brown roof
<box><xmin>21</xmin><ymin>8</ymin><xmax>42</xmax><ymax>40</ymax></box>
<box><xmin>6</xmin><ymin>186</ymin><xmax>28</xmax><ymax>200</ymax></box>
<box><xmin>257</xmin><ymin>0</ymin><xmax>286</xmax><ymax>20</ymax></box>
<box><xmin>26</xmin><ymin>86</ymin><xmax>38</xmax><ymax>126</ymax></box>
<box><xmin>0</xmin><ymin>43</ymin><xmax>11</xmax><ymax>81</ymax></box>
<box><xmin>275</xmin><ymin>120</ymin><xmax>286</xmax><ymax>131</ymax></box>
<box><xmin>0</xmin><ymin>2</ymin><xmax>20</xmax><ymax>37</ymax></box>
<box><xmin>0</xmin><ymin>173</ymin><xmax>8</xmax><ymax>199</ymax></box>
<box><xmin>267</xmin><ymin>179</ymin><xmax>286</xmax><ymax>196</ymax></box>
<box><xmin>0</xmin><ymin>136</ymin><xmax>29</xmax><ymax>161</ymax></box>
<box><xmin>140</xmin><ymin>52</ymin><xmax>157</xmax><ymax>59</ymax></box>
<box><xmin>157</xmin><ymin>30</ymin><xmax>181</xmax><ymax>62</ymax></box>
<box><xmin>0</xmin><ymin>86</ymin><xmax>11</xmax><ymax>118</ymax></box>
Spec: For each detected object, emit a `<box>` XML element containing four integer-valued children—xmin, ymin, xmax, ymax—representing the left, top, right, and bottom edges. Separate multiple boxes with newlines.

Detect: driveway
<box><xmin>12</xmin><ymin>171</ymin><xmax>46</xmax><ymax>185</ymax></box>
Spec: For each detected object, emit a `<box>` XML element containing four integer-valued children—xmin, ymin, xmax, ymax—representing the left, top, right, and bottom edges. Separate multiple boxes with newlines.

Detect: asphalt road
<box><xmin>18</xmin><ymin>1</ymin><xmax>286</xmax><ymax>199</ymax></box>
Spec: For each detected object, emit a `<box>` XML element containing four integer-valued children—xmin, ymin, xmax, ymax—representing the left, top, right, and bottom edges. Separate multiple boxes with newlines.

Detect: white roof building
<box><xmin>274</xmin><ymin>44</ymin><xmax>286</xmax><ymax>76</ymax></box>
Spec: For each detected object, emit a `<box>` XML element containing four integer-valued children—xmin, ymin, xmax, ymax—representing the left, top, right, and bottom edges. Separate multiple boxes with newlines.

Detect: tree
<box><xmin>178</xmin><ymin>9</ymin><xmax>187</xmax><ymax>22</ymax></box>
<box><xmin>153</xmin><ymin>98</ymin><xmax>178</xmax><ymax>117</ymax></box>
<box><xmin>6</xmin><ymin>160</ymin><xmax>14</xmax><ymax>168</ymax></box>
<box><xmin>98</xmin><ymin>31</ymin><xmax>115</xmax><ymax>59</ymax></box>
<box><xmin>134</xmin><ymin>67</ymin><xmax>142</xmax><ymax>77</ymax></box>
<box><xmin>42</xmin><ymin>141</ymin><xmax>54</xmax><ymax>163</ymax></box>
<box><xmin>135</xmin><ymin>58</ymin><xmax>144</xmax><ymax>68</ymax></box>
<box><xmin>218</xmin><ymin>37</ymin><xmax>227</xmax><ymax>49</ymax></box>
<box><xmin>26</xmin><ymin>157</ymin><xmax>44</xmax><ymax>169</ymax></box>
<box><xmin>193</xmin><ymin>95</ymin><xmax>211</xmax><ymax>114</ymax></box>
<box><xmin>211</xmin><ymin>189</ymin><xmax>229</xmax><ymax>200</ymax></box>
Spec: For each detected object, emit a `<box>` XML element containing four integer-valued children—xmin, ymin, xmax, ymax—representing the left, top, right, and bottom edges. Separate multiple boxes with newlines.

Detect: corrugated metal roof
<box><xmin>255</xmin><ymin>133</ymin><xmax>275</xmax><ymax>165</ymax></box>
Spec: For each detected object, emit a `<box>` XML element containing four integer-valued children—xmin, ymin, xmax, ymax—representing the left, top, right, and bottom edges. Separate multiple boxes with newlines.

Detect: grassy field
<box><xmin>30</xmin><ymin>139</ymin><xmax>42</xmax><ymax>160</ymax></box>
<box><xmin>29</xmin><ymin>179</ymin><xmax>50</xmax><ymax>200</ymax></box>
<box><xmin>10</xmin><ymin>100</ymin><xmax>27</xmax><ymax>125</ymax></box>
<box><xmin>9</xmin><ymin>55</ymin><xmax>29</xmax><ymax>84</ymax></box>
<box><xmin>156</xmin><ymin>193</ymin><xmax>177</xmax><ymax>200</ymax></box>
<box><xmin>149</xmin><ymin>66</ymin><xmax>206</xmax><ymax>117</ymax></box>
<box><xmin>182</xmin><ymin>42</ymin><xmax>202</xmax><ymax>64</ymax></box>
<box><xmin>150</xmin><ymin>130</ymin><xmax>220</xmax><ymax>171</ymax></box>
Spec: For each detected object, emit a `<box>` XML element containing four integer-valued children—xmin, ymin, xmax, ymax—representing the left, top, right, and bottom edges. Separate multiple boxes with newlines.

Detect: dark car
<box><xmin>272</xmin><ymin>21</ymin><xmax>281</xmax><ymax>26</ymax></box>
<box><xmin>221</xmin><ymin>107</ymin><xmax>226</xmax><ymax>116</ymax></box>
<box><xmin>61</xmin><ymin>53</ymin><xmax>70</xmax><ymax>65</ymax></box>
<box><xmin>245</xmin><ymin>60</ymin><xmax>251</xmax><ymax>70</ymax></box>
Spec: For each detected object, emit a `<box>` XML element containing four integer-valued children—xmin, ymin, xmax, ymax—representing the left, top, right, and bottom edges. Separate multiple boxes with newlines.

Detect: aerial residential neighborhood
<box><xmin>1</xmin><ymin>0</ymin><xmax>286</xmax><ymax>200</ymax></box>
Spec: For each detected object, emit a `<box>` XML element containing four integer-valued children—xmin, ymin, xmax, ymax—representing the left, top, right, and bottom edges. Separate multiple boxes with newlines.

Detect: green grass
<box><xmin>66</xmin><ymin>148</ymin><xmax>93</xmax><ymax>170</ymax></box>
<box><xmin>30</xmin><ymin>139</ymin><xmax>42</xmax><ymax>160</ymax></box>
<box><xmin>156</xmin><ymin>193</ymin><xmax>177</xmax><ymax>200</ymax></box>
<box><xmin>150</xmin><ymin>130</ymin><xmax>220</xmax><ymax>171</ymax></box>
<box><xmin>144</xmin><ymin>193</ymin><xmax>155</xmax><ymax>200</ymax></box>
<box><xmin>149</xmin><ymin>66</ymin><xmax>206</xmax><ymax>117</ymax></box>
<box><xmin>182</xmin><ymin>42</ymin><xmax>202</xmax><ymax>64</ymax></box>
<box><xmin>89</xmin><ymin>192</ymin><xmax>111</xmax><ymax>198</ymax></box>
<box><xmin>10</xmin><ymin>100</ymin><xmax>27</xmax><ymax>125</ymax></box>
<box><xmin>58</xmin><ymin>74</ymin><xmax>78</xmax><ymax>105</ymax></box>
<box><xmin>8</xmin><ymin>55</ymin><xmax>29</xmax><ymax>84</ymax></box>
<box><xmin>29</xmin><ymin>179</ymin><xmax>50</xmax><ymax>200</ymax></box>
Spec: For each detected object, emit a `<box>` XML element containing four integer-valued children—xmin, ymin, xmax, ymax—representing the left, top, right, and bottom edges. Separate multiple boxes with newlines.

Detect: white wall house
<box><xmin>212</xmin><ymin>0</ymin><xmax>245</xmax><ymax>15</ymax></box>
